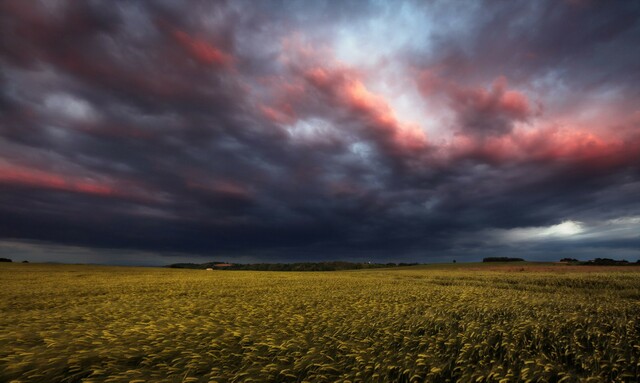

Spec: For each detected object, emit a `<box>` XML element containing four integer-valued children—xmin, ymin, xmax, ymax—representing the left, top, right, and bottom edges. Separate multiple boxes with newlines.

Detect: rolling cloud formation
<box><xmin>0</xmin><ymin>0</ymin><xmax>639</xmax><ymax>264</ymax></box>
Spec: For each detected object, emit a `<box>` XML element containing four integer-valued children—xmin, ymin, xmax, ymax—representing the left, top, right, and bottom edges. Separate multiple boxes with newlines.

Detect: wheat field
<box><xmin>1</xmin><ymin>263</ymin><xmax>639</xmax><ymax>382</ymax></box>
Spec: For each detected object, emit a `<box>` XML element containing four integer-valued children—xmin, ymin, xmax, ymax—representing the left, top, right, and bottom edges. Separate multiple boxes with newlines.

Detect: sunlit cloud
<box><xmin>490</xmin><ymin>217</ymin><xmax>640</xmax><ymax>246</ymax></box>
<box><xmin>494</xmin><ymin>220</ymin><xmax>585</xmax><ymax>243</ymax></box>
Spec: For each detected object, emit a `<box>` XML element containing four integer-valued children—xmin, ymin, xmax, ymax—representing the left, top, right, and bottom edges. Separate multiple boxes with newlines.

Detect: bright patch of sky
<box><xmin>492</xmin><ymin>217</ymin><xmax>640</xmax><ymax>244</ymax></box>
<box><xmin>496</xmin><ymin>220</ymin><xmax>585</xmax><ymax>242</ymax></box>
<box><xmin>286</xmin><ymin>118</ymin><xmax>336</xmax><ymax>144</ymax></box>
<box><xmin>332</xmin><ymin>2</ymin><xmax>447</xmax><ymax>140</ymax></box>
<box><xmin>45</xmin><ymin>93</ymin><xmax>98</xmax><ymax>122</ymax></box>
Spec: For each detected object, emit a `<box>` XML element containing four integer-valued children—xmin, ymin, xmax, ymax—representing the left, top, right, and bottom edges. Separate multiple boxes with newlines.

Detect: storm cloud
<box><xmin>1</xmin><ymin>0</ymin><xmax>639</xmax><ymax>264</ymax></box>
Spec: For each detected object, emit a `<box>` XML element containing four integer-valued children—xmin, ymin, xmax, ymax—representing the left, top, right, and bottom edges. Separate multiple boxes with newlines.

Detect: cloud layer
<box><xmin>1</xmin><ymin>0</ymin><xmax>639</xmax><ymax>264</ymax></box>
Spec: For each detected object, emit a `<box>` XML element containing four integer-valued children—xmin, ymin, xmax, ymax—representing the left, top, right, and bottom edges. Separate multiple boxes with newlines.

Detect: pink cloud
<box><xmin>170</xmin><ymin>29</ymin><xmax>232</xmax><ymax>67</ymax></box>
<box><xmin>446</xmin><ymin>123</ymin><xmax>639</xmax><ymax>170</ymax></box>
<box><xmin>1</xmin><ymin>163</ymin><xmax>117</xmax><ymax>197</ymax></box>
<box><xmin>259</xmin><ymin>38</ymin><xmax>637</xmax><ymax>174</ymax></box>
<box><xmin>259</xmin><ymin>104</ymin><xmax>297</xmax><ymax>125</ymax></box>
<box><xmin>185</xmin><ymin>176</ymin><xmax>252</xmax><ymax>200</ymax></box>
<box><xmin>419</xmin><ymin>74</ymin><xmax>534</xmax><ymax>136</ymax></box>
<box><xmin>251</xmin><ymin>37</ymin><xmax>430</xmax><ymax>159</ymax></box>
<box><xmin>417</xmin><ymin>69</ymin><xmax>639</xmax><ymax>169</ymax></box>
<box><xmin>0</xmin><ymin>162</ymin><xmax>158</xmax><ymax>202</ymax></box>
<box><xmin>300</xmin><ymin>65</ymin><xmax>428</xmax><ymax>154</ymax></box>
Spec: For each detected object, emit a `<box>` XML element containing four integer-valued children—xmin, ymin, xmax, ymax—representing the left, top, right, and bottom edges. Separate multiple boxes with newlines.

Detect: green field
<box><xmin>1</xmin><ymin>263</ymin><xmax>639</xmax><ymax>383</ymax></box>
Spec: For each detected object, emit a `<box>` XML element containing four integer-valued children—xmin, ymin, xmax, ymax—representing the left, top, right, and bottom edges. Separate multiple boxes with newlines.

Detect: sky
<box><xmin>1</xmin><ymin>0</ymin><xmax>639</xmax><ymax>265</ymax></box>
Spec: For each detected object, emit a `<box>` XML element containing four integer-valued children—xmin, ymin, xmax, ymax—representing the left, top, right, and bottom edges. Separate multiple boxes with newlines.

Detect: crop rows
<box><xmin>1</xmin><ymin>264</ymin><xmax>639</xmax><ymax>382</ymax></box>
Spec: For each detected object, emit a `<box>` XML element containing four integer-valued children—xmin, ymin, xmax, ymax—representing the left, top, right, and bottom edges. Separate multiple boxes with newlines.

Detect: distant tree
<box><xmin>22</xmin><ymin>260</ymin><xmax>29</xmax><ymax>263</ymax></box>
<box><xmin>560</xmin><ymin>258</ymin><xmax>578</xmax><ymax>263</ymax></box>
<box><xmin>453</xmin><ymin>260</ymin><xmax>456</xmax><ymax>264</ymax></box>
<box><xmin>0</xmin><ymin>258</ymin><xmax>12</xmax><ymax>263</ymax></box>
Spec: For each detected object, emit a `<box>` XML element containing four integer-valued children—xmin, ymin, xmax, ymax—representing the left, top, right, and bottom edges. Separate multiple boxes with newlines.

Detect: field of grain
<box><xmin>1</xmin><ymin>263</ymin><xmax>639</xmax><ymax>382</ymax></box>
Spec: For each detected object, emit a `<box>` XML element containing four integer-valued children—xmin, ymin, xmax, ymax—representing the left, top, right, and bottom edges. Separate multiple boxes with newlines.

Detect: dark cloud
<box><xmin>0</xmin><ymin>0</ymin><xmax>639</xmax><ymax>264</ymax></box>
<box><xmin>419</xmin><ymin>75</ymin><xmax>536</xmax><ymax>137</ymax></box>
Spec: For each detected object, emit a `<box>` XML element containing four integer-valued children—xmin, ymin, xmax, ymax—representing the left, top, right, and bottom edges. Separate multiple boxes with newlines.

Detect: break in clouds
<box><xmin>0</xmin><ymin>0</ymin><xmax>639</xmax><ymax>264</ymax></box>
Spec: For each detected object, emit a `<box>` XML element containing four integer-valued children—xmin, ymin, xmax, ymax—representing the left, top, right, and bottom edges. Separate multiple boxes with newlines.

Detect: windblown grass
<box><xmin>1</xmin><ymin>263</ymin><xmax>639</xmax><ymax>382</ymax></box>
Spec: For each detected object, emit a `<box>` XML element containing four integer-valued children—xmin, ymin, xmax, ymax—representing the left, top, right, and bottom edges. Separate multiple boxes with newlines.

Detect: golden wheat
<box><xmin>1</xmin><ymin>263</ymin><xmax>639</xmax><ymax>382</ymax></box>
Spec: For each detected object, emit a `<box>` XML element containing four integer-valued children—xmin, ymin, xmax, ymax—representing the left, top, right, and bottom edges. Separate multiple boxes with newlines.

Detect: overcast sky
<box><xmin>1</xmin><ymin>0</ymin><xmax>639</xmax><ymax>265</ymax></box>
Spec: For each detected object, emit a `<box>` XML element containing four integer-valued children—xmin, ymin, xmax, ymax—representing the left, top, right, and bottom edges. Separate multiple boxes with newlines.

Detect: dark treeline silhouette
<box><xmin>482</xmin><ymin>257</ymin><xmax>525</xmax><ymax>263</ymax></box>
<box><xmin>167</xmin><ymin>261</ymin><xmax>419</xmax><ymax>271</ymax></box>
<box><xmin>558</xmin><ymin>258</ymin><xmax>639</xmax><ymax>266</ymax></box>
<box><xmin>584</xmin><ymin>258</ymin><xmax>636</xmax><ymax>266</ymax></box>
<box><xmin>0</xmin><ymin>258</ymin><xmax>12</xmax><ymax>263</ymax></box>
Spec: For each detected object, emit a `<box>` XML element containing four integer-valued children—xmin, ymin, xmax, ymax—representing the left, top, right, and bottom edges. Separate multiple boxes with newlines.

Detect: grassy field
<box><xmin>1</xmin><ymin>262</ymin><xmax>639</xmax><ymax>383</ymax></box>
